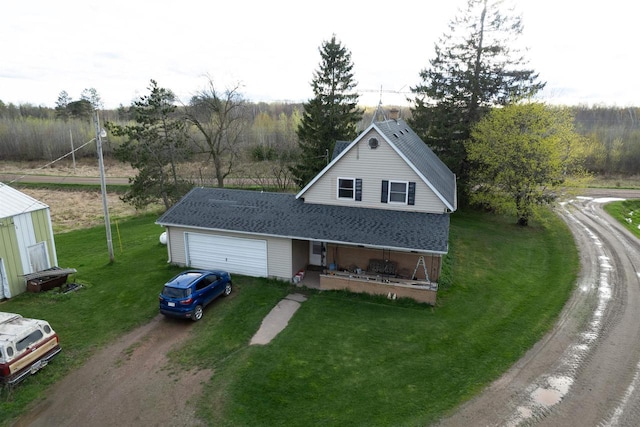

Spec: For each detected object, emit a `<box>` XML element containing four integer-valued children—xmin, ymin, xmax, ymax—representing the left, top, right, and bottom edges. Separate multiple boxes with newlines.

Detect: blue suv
<box><xmin>159</xmin><ymin>270</ymin><xmax>232</xmax><ymax>321</ymax></box>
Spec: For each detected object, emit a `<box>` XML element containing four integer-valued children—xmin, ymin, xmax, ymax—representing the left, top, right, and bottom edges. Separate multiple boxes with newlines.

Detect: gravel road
<box><xmin>437</xmin><ymin>189</ymin><xmax>640</xmax><ymax>426</ymax></box>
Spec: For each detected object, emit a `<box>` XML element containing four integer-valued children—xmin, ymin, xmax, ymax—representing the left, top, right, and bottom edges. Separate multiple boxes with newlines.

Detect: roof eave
<box><xmin>156</xmin><ymin>222</ymin><xmax>448</xmax><ymax>254</ymax></box>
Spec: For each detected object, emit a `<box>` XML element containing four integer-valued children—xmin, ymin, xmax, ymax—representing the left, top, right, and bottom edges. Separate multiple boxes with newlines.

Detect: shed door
<box><xmin>185</xmin><ymin>233</ymin><xmax>268</xmax><ymax>277</ymax></box>
<box><xmin>0</xmin><ymin>259</ymin><xmax>7</xmax><ymax>299</ymax></box>
<box><xmin>28</xmin><ymin>242</ymin><xmax>50</xmax><ymax>273</ymax></box>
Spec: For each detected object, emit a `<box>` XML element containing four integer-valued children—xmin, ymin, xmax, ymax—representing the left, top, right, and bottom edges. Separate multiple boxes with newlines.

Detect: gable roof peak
<box><xmin>296</xmin><ymin>119</ymin><xmax>457</xmax><ymax>212</ymax></box>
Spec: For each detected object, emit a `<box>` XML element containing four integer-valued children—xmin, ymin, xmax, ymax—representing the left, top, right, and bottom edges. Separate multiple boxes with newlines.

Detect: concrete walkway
<box><xmin>250</xmin><ymin>293</ymin><xmax>307</xmax><ymax>345</ymax></box>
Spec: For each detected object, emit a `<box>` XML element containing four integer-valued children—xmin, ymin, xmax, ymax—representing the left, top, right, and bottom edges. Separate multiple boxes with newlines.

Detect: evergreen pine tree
<box><xmin>107</xmin><ymin>80</ymin><xmax>192</xmax><ymax>209</ymax></box>
<box><xmin>291</xmin><ymin>35</ymin><xmax>362</xmax><ymax>188</ymax></box>
<box><xmin>409</xmin><ymin>0</ymin><xmax>545</xmax><ymax>203</ymax></box>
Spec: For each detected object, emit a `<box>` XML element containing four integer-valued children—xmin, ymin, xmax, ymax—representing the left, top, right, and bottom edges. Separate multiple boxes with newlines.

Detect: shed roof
<box><xmin>0</xmin><ymin>183</ymin><xmax>49</xmax><ymax>219</ymax></box>
<box><xmin>157</xmin><ymin>187</ymin><xmax>450</xmax><ymax>254</ymax></box>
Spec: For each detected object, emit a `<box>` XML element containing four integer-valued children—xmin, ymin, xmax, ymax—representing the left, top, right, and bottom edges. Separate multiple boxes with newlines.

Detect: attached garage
<box><xmin>184</xmin><ymin>233</ymin><xmax>268</xmax><ymax>277</ymax></box>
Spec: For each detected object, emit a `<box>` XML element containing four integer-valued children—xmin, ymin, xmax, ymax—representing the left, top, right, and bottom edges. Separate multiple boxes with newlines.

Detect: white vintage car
<box><xmin>0</xmin><ymin>312</ymin><xmax>61</xmax><ymax>385</ymax></box>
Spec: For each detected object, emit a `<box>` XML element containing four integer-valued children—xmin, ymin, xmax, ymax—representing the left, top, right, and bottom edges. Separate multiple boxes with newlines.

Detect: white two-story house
<box><xmin>156</xmin><ymin>116</ymin><xmax>456</xmax><ymax>303</ymax></box>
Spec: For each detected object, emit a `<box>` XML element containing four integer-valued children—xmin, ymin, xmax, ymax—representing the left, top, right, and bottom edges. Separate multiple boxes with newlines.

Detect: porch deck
<box><xmin>298</xmin><ymin>268</ymin><xmax>437</xmax><ymax>305</ymax></box>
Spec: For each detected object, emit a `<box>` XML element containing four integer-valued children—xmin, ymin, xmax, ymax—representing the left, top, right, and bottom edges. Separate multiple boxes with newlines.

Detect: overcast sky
<box><xmin>1</xmin><ymin>0</ymin><xmax>637</xmax><ymax>110</ymax></box>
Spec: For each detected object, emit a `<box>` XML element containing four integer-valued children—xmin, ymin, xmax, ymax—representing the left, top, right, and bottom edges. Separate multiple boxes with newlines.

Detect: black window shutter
<box><xmin>408</xmin><ymin>182</ymin><xmax>416</xmax><ymax>205</ymax></box>
<box><xmin>381</xmin><ymin>180</ymin><xmax>389</xmax><ymax>203</ymax></box>
<box><xmin>355</xmin><ymin>178</ymin><xmax>362</xmax><ymax>201</ymax></box>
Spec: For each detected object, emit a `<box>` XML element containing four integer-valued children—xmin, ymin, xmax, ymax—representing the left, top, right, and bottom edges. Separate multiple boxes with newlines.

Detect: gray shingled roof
<box><xmin>374</xmin><ymin>119</ymin><xmax>457</xmax><ymax>210</ymax></box>
<box><xmin>332</xmin><ymin>140</ymin><xmax>350</xmax><ymax>160</ymax></box>
<box><xmin>157</xmin><ymin>187</ymin><xmax>450</xmax><ymax>254</ymax></box>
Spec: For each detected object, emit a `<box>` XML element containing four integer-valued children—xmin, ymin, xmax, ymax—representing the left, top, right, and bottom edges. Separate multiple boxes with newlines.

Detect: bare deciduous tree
<box><xmin>186</xmin><ymin>78</ymin><xmax>250</xmax><ymax>187</ymax></box>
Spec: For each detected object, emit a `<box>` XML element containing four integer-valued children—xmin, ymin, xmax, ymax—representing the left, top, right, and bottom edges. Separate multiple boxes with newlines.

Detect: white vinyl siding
<box><xmin>301</xmin><ymin>129</ymin><xmax>447</xmax><ymax>213</ymax></box>
<box><xmin>265</xmin><ymin>238</ymin><xmax>292</xmax><ymax>279</ymax></box>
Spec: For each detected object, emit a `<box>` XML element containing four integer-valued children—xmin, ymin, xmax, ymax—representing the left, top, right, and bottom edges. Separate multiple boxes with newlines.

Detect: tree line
<box><xmin>0</xmin><ymin>97</ymin><xmax>305</xmax><ymax>163</ymax></box>
<box><xmin>2</xmin><ymin>97</ymin><xmax>637</xmax><ymax>177</ymax></box>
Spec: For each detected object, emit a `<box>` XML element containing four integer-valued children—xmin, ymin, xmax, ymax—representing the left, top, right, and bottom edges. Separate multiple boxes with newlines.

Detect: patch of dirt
<box><xmin>20</xmin><ymin>188</ymin><xmax>153</xmax><ymax>233</ymax></box>
<box><xmin>14</xmin><ymin>316</ymin><xmax>210</xmax><ymax>427</ymax></box>
<box><xmin>0</xmin><ymin>160</ymin><xmax>160</xmax><ymax>233</ymax></box>
<box><xmin>0</xmin><ymin>159</ymin><xmax>136</xmax><ymax>178</ymax></box>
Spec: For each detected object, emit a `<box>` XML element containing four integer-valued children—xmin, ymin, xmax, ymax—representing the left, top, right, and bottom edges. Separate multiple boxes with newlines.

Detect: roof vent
<box><xmin>368</xmin><ymin>137</ymin><xmax>379</xmax><ymax>149</ymax></box>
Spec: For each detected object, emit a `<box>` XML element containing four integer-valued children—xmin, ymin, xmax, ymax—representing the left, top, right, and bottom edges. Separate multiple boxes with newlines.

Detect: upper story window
<box><xmin>338</xmin><ymin>178</ymin><xmax>355</xmax><ymax>199</ymax></box>
<box><xmin>388</xmin><ymin>181</ymin><xmax>408</xmax><ymax>203</ymax></box>
<box><xmin>337</xmin><ymin>178</ymin><xmax>362</xmax><ymax>201</ymax></box>
<box><xmin>381</xmin><ymin>180</ymin><xmax>416</xmax><ymax>205</ymax></box>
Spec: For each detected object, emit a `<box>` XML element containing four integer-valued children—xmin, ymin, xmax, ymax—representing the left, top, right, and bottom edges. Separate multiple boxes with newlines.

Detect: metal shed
<box><xmin>0</xmin><ymin>183</ymin><xmax>58</xmax><ymax>298</ymax></box>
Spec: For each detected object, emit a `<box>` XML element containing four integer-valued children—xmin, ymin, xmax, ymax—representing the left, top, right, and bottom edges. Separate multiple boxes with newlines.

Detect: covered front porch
<box><xmin>298</xmin><ymin>243</ymin><xmax>441</xmax><ymax>305</ymax></box>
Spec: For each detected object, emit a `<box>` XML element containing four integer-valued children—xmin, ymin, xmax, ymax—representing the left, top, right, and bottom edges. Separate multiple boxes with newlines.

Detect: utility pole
<box><xmin>93</xmin><ymin>109</ymin><xmax>115</xmax><ymax>263</ymax></box>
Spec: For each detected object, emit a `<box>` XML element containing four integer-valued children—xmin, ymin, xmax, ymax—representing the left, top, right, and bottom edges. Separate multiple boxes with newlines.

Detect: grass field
<box><xmin>170</xmin><ymin>209</ymin><xmax>578</xmax><ymax>426</ymax></box>
<box><xmin>0</xmin><ymin>208</ymin><xmax>578</xmax><ymax>426</ymax></box>
<box><xmin>604</xmin><ymin>199</ymin><xmax>640</xmax><ymax>239</ymax></box>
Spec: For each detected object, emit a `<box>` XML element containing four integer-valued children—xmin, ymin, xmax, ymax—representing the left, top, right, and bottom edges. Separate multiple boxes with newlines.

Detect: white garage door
<box><xmin>185</xmin><ymin>233</ymin><xmax>268</xmax><ymax>277</ymax></box>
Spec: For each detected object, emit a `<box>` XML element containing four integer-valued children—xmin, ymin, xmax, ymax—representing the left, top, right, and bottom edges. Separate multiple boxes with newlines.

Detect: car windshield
<box><xmin>162</xmin><ymin>286</ymin><xmax>190</xmax><ymax>299</ymax></box>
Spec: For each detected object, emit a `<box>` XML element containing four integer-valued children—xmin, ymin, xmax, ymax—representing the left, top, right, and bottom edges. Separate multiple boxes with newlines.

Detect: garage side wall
<box><xmin>165</xmin><ymin>227</ymin><xmax>293</xmax><ymax>281</ymax></box>
<box><xmin>292</xmin><ymin>239</ymin><xmax>308</xmax><ymax>276</ymax></box>
<box><xmin>267</xmin><ymin>238</ymin><xmax>292</xmax><ymax>280</ymax></box>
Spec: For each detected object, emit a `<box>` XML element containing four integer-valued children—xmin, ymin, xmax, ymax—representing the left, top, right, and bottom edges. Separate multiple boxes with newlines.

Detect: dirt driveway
<box><xmin>14</xmin><ymin>316</ymin><xmax>210</xmax><ymax>427</ymax></box>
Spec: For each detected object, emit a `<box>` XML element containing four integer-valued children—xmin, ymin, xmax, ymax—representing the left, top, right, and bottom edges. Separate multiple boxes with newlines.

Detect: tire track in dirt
<box><xmin>13</xmin><ymin>316</ymin><xmax>210</xmax><ymax>427</ymax></box>
<box><xmin>436</xmin><ymin>192</ymin><xmax>640</xmax><ymax>426</ymax></box>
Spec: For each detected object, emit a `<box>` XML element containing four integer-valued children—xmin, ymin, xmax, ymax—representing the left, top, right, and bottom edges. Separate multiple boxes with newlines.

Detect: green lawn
<box><xmin>0</xmin><ymin>208</ymin><xmax>578</xmax><ymax>426</ymax></box>
<box><xmin>604</xmin><ymin>199</ymin><xmax>640</xmax><ymax>239</ymax></box>
<box><xmin>170</xmin><ymin>209</ymin><xmax>578</xmax><ymax>426</ymax></box>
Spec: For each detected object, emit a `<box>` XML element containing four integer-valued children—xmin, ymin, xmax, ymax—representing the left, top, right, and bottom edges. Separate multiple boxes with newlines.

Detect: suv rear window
<box><xmin>162</xmin><ymin>286</ymin><xmax>191</xmax><ymax>299</ymax></box>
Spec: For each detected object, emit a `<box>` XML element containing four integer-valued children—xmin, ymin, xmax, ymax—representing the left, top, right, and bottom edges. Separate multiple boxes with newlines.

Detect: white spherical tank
<box><xmin>159</xmin><ymin>232</ymin><xmax>167</xmax><ymax>245</ymax></box>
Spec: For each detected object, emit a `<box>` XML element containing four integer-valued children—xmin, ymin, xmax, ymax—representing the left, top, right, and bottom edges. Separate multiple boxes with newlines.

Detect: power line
<box><xmin>7</xmin><ymin>137</ymin><xmax>98</xmax><ymax>185</ymax></box>
<box><xmin>4</xmin><ymin>137</ymin><xmax>100</xmax><ymax>217</ymax></box>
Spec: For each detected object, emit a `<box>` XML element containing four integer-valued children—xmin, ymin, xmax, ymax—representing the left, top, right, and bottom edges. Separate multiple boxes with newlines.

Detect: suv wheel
<box><xmin>192</xmin><ymin>305</ymin><xmax>203</xmax><ymax>322</ymax></box>
<box><xmin>224</xmin><ymin>282</ymin><xmax>232</xmax><ymax>296</ymax></box>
